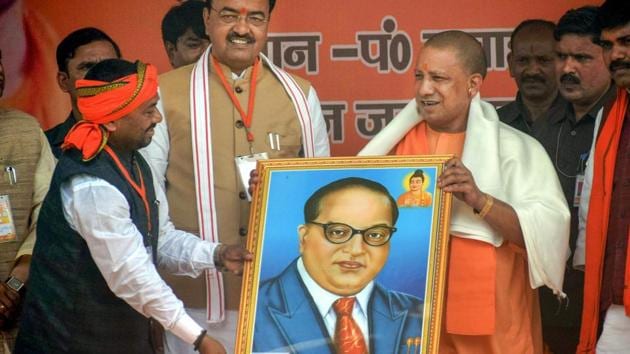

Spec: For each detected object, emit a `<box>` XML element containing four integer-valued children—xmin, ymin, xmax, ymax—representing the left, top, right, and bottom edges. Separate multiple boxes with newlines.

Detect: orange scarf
<box><xmin>61</xmin><ymin>61</ymin><xmax>158</xmax><ymax>160</ymax></box>
<box><xmin>395</xmin><ymin>122</ymin><xmax>498</xmax><ymax>334</ymax></box>
<box><xmin>578</xmin><ymin>88</ymin><xmax>629</xmax><ymax>353</ymax></box>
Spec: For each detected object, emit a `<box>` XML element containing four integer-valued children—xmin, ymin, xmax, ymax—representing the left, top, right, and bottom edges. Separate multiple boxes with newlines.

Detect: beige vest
<box><xmin>0</xmin><ymin>109</ymin><xmax>41</xmax><ymax>279</ymax></box>
<box><xmin>159</xmin><ymin>61</ymin><xmax>312</xmax><ymax>309</ymax></box>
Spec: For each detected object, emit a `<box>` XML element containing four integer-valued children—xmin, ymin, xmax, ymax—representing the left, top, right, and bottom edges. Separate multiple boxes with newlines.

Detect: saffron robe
<box><xmin>360</xmin><ymin>96</ymin><xmax>570</xmax><ymax>353</ymax></box>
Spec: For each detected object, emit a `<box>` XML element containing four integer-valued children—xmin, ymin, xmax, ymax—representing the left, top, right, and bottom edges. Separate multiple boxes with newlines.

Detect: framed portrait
<box><xmin>236</xmin><ymin>156</ymin><xmax>452</xmax><ymax>354</ymax></box>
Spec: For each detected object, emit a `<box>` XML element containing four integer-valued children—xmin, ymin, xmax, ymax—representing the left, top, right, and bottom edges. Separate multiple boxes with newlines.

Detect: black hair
<box><xmin>206</xmin><ymin>0</ymin><xmax>276</xmax><ymax>13</ymax></box>
<box><xmin>304</xmin><ymin>177</ymin><xmax>399</xmax><ymax>225</ymax></box>
<box><xmin>510</xmin><ymin>19</ymin><xmax>556</xmax><ymax>47</ymax></box>
<box><xmin>56</xmin><ymin>27</ymin><xmax>121</xmax><ymax>73</ymax></box>
<box><xmin>409</xmin><ymin>170</ymin><xmax>425</xmax><ymax>184</ymax></box>
<box><xmin>84</xmin><ymin>59</ymin><xmax>137</xmax><ymax>82</ymax></box>
<box><xmin>598</xmin><ymin>0</ymin><xmax>630</xmax><ymax>31</ymax></box>
<box><xmin>162</xmin><ymin>0</ymin><xmax>209</xmax><ymax>45</ymax></box>
<box><xmin>554</xmin><ymin>6</ymin><xmax>600</xmax><ymax>42</ymax></box>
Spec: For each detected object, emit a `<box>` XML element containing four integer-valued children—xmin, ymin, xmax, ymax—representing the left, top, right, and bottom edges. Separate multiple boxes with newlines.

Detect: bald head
<box><xmin>424</xmin><ymin>30</ymin><xmax>487</xmax><ymax>78</ymax></box>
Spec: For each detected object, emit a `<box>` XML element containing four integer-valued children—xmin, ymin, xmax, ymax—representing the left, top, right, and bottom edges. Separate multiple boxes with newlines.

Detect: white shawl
<box><xmin>360</xmin><ymin>95</ymin><xmax>570</xmax><ymax>294</ymax></box>
<box><xmin>189</xmin><ymin>47</ymin><xmax>319</xmax><ymax>322</ymax></box>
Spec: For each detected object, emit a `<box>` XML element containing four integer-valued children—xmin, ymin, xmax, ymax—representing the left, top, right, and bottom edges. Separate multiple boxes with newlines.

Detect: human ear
<box><xmin>165</xmin><ymin>41</ymin><xmax>177</xmax><ymax>67</ymax></box>
<box><xmin>298</xmin><ymin>224</ymin><xmax>307</xmax><ymax>253</ymax></box>
<box><xmin>507</xmin><ymin>52</ymin><xmax>516</xmax><ymax>78</ymax></box>
<box><xmin>103</xmin><ymin>121</ymin><xmax>118</xmax><ymax>133</ymax></box>
<box><xmin>468</xmin><ymin>74</ymin><xmax>483</xmax><ymax>97</ymax></box>
<box><xmin>203</xmin><ymin>7</ymin><xmax>212</xmax><ymax>38</ymax></box>
<box><xmin>57</xmin><ymin>72</ymin><xmax>71</xmax><ymax>92</ymax></box>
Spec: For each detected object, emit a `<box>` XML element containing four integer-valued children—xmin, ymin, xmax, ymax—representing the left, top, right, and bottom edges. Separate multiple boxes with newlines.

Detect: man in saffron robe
<box><xmin>360</xmin><ymin>30</ymin><xmax>570</xmax><ymax>353</ymax></box>
<box><xmin>576</xmin><ymin>1</ymin><xmax>630</xmax><ymax>352</ymax></box>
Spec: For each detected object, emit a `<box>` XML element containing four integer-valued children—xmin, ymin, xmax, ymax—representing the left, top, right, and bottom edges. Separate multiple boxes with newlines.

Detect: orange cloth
<box><xmin>394</xmin><ymin>120</ymin><xmax>465</xmax><ymax>157</ymax></box>
<box><xmin>75</xmin><ymin>63</ymin><xmax>158</xmax><ymax>124</ymax></box>
<box><xmin>397</xmin><ymin>190</ymin><xmax>432</xmax><ymax>207</ymax></box>
<box><xmin>62</xmin><ymin>62</ymin><xmax>158</xmax><ymax>160</ymax></box>
<box><xmin>395</xmin><ymin>121</ymin><xmax>542</xmax><ymax>354</ymax></box>
<box><xmin>578</xmin><ymin>89</ymin><xmax>629</xmax><ymax>354</ymax></box>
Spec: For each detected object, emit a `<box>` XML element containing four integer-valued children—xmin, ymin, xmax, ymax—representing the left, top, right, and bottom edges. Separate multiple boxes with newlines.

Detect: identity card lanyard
<box><xmin>104</xmin><ymin>146</ymin><xmax>152</xmax><ymax>234</ymax></box>
<box><xmin>212</xmin><ymin>56</ymin><xmax>261</xmax><ymax>154</ymax></box>
<box><xmin>553</xmin><ymin>122</ymin><xmax>588</xmax><ymax>206</ymax></box>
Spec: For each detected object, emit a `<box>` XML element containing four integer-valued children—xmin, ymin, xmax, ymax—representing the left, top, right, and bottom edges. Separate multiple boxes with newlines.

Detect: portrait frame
<box><xmin>236</xmin><ymin>155</ymin><xmax>453</xmax><ymax>354</ymax></box>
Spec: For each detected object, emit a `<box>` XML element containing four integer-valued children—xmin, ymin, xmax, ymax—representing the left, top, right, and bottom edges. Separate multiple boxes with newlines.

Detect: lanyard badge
<box><xmin>235</xmin><ymin>152</ymin><xmax>268</xmax><ymax>201</ymax></box>
<box><xmin>0</xmin><ymin>195</ymin><xmax>17</xmax><ymax>242</ymax></box>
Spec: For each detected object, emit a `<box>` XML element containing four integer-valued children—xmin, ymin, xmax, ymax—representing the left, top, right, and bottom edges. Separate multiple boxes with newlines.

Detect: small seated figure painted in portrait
<box><xmin>397</xmin><ymin>169</ymin><xmax>432</xmax><ymax>208</ymax></box>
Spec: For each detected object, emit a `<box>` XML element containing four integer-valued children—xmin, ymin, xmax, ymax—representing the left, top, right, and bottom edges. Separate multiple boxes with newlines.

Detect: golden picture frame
<box><xmin>236</xmin><ymin>155</ymin><xmax>453</xmax><ymax>354</ymax></box>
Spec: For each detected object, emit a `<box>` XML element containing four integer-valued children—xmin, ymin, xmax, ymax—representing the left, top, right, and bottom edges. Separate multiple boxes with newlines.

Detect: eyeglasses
<box><xmin>210</xmin><ymin>7</ymin><xmax>268</xmax><ymax>27</ymax></box>
<box><xmin>309</xmin><ymin>221</ymin><xmax>396</xmax><ymax>247</ymax></box>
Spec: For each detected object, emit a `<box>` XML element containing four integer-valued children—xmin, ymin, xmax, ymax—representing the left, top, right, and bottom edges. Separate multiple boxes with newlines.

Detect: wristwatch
<box><xmin>5</xmin><ymin>276</ymin><xmax>25</xmax><ymax>294</ymax></box>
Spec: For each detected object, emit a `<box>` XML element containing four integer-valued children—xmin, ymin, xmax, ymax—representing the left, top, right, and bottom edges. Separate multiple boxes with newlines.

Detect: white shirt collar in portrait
<box><xmin>296</xmin><ymin>257</ymin><xmax>373</xmax><ymax>341</ymax></box>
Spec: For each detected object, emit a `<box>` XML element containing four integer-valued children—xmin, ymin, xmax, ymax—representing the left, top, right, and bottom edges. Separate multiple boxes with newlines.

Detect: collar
<box><xmin>297</xmin><ymin>257</ymin><xmax>373</xmax><ymax>320</ymax></box>
<box><xmin>210</xmin><ymin>54</ymin><xmax>265</xmax><ymax>83</ymax></box>
<box><xmin>231</xmin><ymin>69</ymin><xmax>248</xmax><ymax>81</ymax></box>
<box><xmin>502</xmin><ymin>92</ymin><xmax>567</xmax><ymax>127</ymax></box>
<box><xmin>498</xmin><ymin>92</ymin><xmax>531</xmax><ymax>126</ymax></box>
<box><xmin>546</xmin><ymin>94</ymin><xmax>570</xmax><ymax>125</ymax></box>
<box><xmin>558</xmin><ymin>83</ymin><xmax>617</xmax><ymax>125</ymax></box>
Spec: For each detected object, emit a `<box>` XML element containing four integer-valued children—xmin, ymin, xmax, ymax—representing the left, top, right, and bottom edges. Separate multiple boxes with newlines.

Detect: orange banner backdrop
<box><xmin>4</xmin><ymin>0</ymin><xmax>593</xmax><ymax>155</ymax></box>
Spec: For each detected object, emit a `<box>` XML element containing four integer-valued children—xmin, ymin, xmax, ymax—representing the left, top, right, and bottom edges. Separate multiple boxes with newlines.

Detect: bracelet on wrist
<box><xmin>193</xmin><ymin>329</ymin><xmax>207</xmax><ymax>351</ymax></box>
<box><xmin>474</xmin><ymin>194</ymin><xmax>494</xmax><ymax>219</ymax></box>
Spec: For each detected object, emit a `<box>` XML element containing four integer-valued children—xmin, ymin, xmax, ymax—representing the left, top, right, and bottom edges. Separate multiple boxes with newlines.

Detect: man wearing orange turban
<box><xmin>15</xmin><ymin>59</ymin><xmax>251</xmax><ymax>354</ymax></box>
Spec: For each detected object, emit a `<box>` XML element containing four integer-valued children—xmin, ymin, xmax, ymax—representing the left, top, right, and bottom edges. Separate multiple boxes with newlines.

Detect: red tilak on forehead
<box><xmin>422</xmin><ymin>63</ymin><xmax>429</xmax><ymax>71</ymax></box>
<box><xmin>240</xmin><ymin>7</ymin><xmax>247</xmax><ymax>15</ymax></box>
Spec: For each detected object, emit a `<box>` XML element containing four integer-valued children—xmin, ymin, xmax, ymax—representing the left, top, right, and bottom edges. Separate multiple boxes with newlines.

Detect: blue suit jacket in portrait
<box><xmin>252</xmin><ymin>259</ymin><xmax>423</xmax><ymax>354</ymax></box>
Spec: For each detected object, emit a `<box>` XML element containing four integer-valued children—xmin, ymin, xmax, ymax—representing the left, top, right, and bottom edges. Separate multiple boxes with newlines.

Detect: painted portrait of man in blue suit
<box><xmin>253</xmin><ymin>177</ymin><xmax>423</xmax><ymax>354</ymax></box>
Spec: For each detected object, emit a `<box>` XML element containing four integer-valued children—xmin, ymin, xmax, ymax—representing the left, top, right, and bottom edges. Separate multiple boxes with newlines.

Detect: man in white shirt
<box><xmin>14</xmin><ymin>59</ymin><xmax>250</xmax><ymax>354</ymax></box>
<box><xmin>253</xmin><ymin>177</ymin><xmax>423</xmax><ymax>354</ymax></box>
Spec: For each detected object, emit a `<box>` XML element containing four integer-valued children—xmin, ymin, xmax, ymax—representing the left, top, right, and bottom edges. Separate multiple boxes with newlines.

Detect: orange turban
<box><xmin>62</xmin><ymin>61</ymin><xmax>158</xmax><ymax>160</ymax></box>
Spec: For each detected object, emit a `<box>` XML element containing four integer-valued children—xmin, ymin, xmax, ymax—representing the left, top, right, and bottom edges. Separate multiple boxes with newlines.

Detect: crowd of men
<box><xmin>0</xmin><ymin>0</ymin><xmax>628</xmax><ymax>353</ymax></box>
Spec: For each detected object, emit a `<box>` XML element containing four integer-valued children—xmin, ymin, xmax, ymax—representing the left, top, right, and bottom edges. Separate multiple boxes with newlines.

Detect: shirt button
<box><xmin>235</xmin><ymin>86</ymin><xmax>243</xmax><ymax>94</ymax></box>
<box><xmin>235</xmin><ymin>120</ymin><xmax>244</xmax><ymax>129</ymax></box>
<box><xmin>239</xmin><ymin>191</ymin><xmax>247</xmax><ymax>200</ymax></box>
<box><xmin>570</xmin><ymin>130</ymin><xmax>577</xmax><ymax>136</ymax></box>
<box><xmin>239</xmin><ymin>227</ymin><xmax>247</xmax><ymax>236</ymax></box>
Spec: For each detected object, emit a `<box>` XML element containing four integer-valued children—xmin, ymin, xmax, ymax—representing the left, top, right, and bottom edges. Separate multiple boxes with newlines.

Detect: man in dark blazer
<box><xmin>253</xmin><ymin>177</ymin><xmax>423</xmax><ymax>354</ymax></box>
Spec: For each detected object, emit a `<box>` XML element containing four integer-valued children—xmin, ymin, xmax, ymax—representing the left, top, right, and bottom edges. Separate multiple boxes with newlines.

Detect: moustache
<box><xmin>146</xmin><ymin>124</ymin><xmax>156</xmax><ymax>132</ymax></box>
<box><xmin>610</xmin><ymin>60</ymin><xmax>630</xmax><ymax>72</ymax></box>
<box><xmin>560</xmin><ymin>73</ymin><xmax>581</xmax><ymax>85</ymax></box>
<box><xmin>521</xmin><ymin>74</ymin><xmax>546</xmax><ymax>84</ymax></box>
<box><xmin>227</xmin><ymin>32</ymin><xmax>255</xmax><ymax>44</ymax></box>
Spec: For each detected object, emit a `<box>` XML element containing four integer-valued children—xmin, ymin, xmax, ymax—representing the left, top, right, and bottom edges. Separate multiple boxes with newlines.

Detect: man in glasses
<box><xmin>142</xmin><ymin>0</ymin><xmax>329</xmax><ymax>352</ymax></box>
<box><xmin>253</xmin><ymin>177</ymin><xmax>423</xmax><ymax>353</ymax></box>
